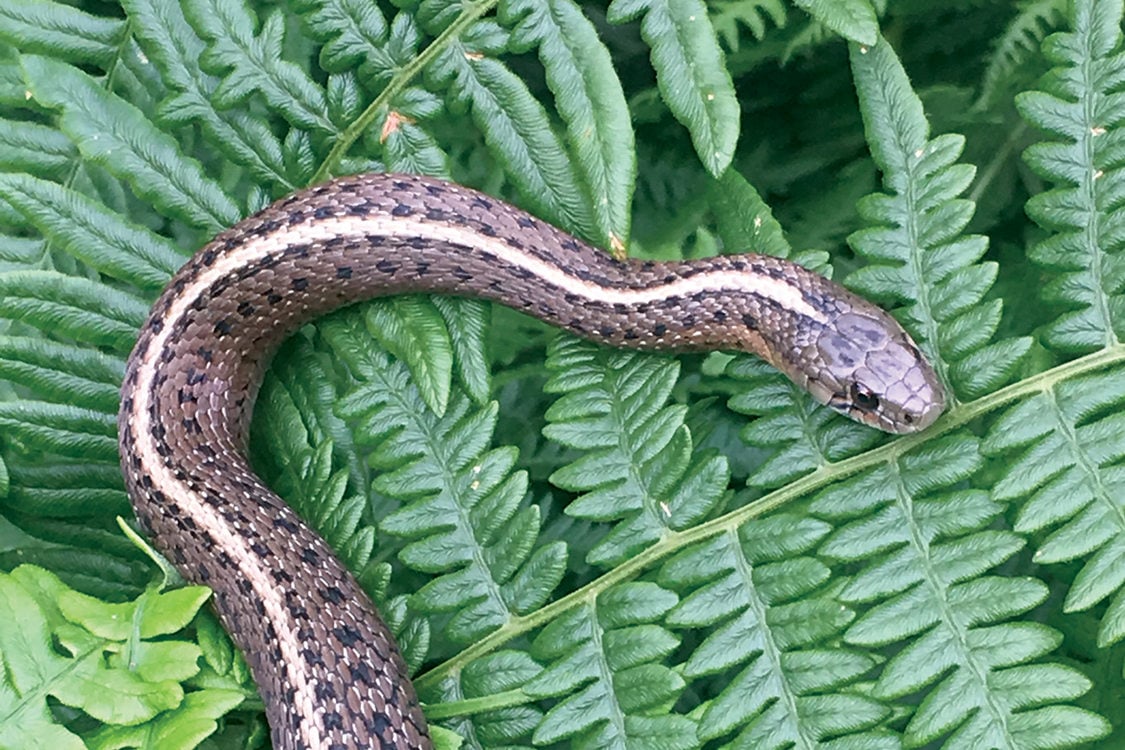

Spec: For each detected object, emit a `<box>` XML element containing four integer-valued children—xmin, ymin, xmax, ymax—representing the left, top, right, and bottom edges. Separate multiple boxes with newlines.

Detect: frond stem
<box><xmin>968</xmin><ymin>122</ymin><xmax>1027</xmax><ymax>206</ymax></box>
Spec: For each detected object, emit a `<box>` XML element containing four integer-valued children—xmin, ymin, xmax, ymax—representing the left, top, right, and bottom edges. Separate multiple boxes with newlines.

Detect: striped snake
<box><xmin>117</xmin><ymin>173</ymin><xmax>945</xmax><ymax>749</ymax></box>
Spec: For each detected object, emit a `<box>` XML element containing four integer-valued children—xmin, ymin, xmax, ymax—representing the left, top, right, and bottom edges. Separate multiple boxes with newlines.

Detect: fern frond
<box><xmin>524</xmin><ymin>582</ymin><xmax>696</xmax><ymax>748</ymax></box>
<box><xmin>20</xmin><ymin>55</ymin><xmax>241</xmax><ymax>232</ymax></box>
<box><xmin>0</xmin><ymin>173</ymin><xmax>184</xmax><ymax>290</ymax></box>
<box><xmin>0</xmin><ymin>271</ymin><xmax>145</xmax><ymax>352</ymax></box>
<box><xmin>292</xmin><ymin>0</ymin><xmax>389</xmax><ymax>81</ymax></box>
<box><xmin>710</xmin><ymin>0</ymin><xmax>787</xmax><ymax>50</ymax></box>
<box><xmin>981</xmin><ymin>0</ymin><xmax>1125</xmax><ymax>652</ymax></box>
<box><xmin>3</xmin><ymin>462</ymin><xmax>127</xmax><ymax>519</ymax></box>
<box><xmin>0</xmin><ymin>402</ymin><xmax>116</xmax><ymax>462</ymax></box>
<box><xmin>361</xmin><ymin>296</ymin><xmax>491</xmax><ymax>415</ymax></box>
<box><xmin>662</xmin><ymin>514</ymin><xmax>890</xmax><ymax>747</ymax></box>
<box><xmin>0</xmin><ymin>0</ymin><xmax>125</xmax><ymax>68</ymax></box>
<box><xmin>428</xmin><ymin>19</ymin><xmax>597</xmax><ymax>241</ymax></box>
<box><xmin>790</xmin><ymin>0</ymin><xmax>878</xmax><ymax>45</ymax></box>
<box><xmin>848</xmin><ymin>36</ymin><xmax>1031</xmax><ymax>401</ymax></box>
<box><xmin>434</xmin><ymin>650</ymin><xmax>543</xmax><ymax>745</ymax></box>
<box><xmin>0</xmin><ymin>337</ymin><xmax>122</xmax><ymax>412</ymax></box>
<box><xmin>122</xmin><ymin>0</ymin><xmax>294</xmax><ymax>191</ymax></box>
<box><xmin>543</xmin><ymin>338</ymin><xmax>729</xmax><ymax>567</ymax></box>
<box><xmin>1</xmin><ymin>1</ymin><xmax>1123</xmax><ymax>746</ymax></box>
<box><xmin>811</xmin><ymin>436</ymin><xmax>1110</xmax><ymax>747</ymax></box>
<box><xmin>1016</xmin><ymin>0</ymin><xmax>1125</xmax><ymax>351</ymax></box>
<box><xmin>322</xmin><ymin>310</ymin><xmax>567</xmax><ymax>646</ymax></box>
<box><xmin>0</xmin><ymin>119</ymin><xmax>75</xmax><ymax>180</ymax></box>
<box><xmin>977</xmin><ymin>0</ymin><xmax>1067</xmax><ymax>109</ymax></box>
<box><xmin>0</xmin><ymin>237</ymin><xmax>44</xmax><ymax>270</ymax></box>
<box><xmin>984</xmin><ymin>369</ymin><xmax>1125</xmax><ymax>646</ymax></box>
<box><xmin>502</xmin><ymin>0</ymin><xmax>635</xmax><ymax>248</ymax></box>
<box><xmin>254</xmin><ymin>372</ymin><xmax>374</xmax><ymax>572</ymax></box>
<box><xmin>183</xmin><ymin>0</ymin><xmax>337</xmax><ymax>136</ymax></box>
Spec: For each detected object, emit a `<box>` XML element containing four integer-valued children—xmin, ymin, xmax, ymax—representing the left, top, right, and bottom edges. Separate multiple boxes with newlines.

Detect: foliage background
<box><xmin>0</xmin><ymin>0</ymin><xmax>1122</xmax><ymax>748</ymax></box>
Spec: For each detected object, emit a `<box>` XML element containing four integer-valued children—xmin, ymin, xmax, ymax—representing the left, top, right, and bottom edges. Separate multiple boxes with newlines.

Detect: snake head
<box><xmin>802</xmin><ymin>312</ymin><xmax>945</xmax><ymax>434</ymax></box>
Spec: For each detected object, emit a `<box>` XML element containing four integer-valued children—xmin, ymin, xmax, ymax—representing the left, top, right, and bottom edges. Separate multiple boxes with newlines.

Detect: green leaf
<box><xmin>711</xmin><ymin>0</ymin><xmax>787</xmax><ymax>50</ymax></box>
<box><xmin>502</xmin><ymin>0</ymin><xmax>636</xmax><ymax>248</ymax></box>
<box><xmin>20</xmin><ymin>55</ymin><xmax>241</xmax><ymax>233</ymax></box>
<box><xmin>661</xmin><ymin>515</ymin><xmax>891</xmax><ymax>745</ymax></box>
<box><xmin>0</xmin><ymin>401</ymin><xmax>118</xmax><ymax>461</ymax></box>
<box><xmin>293</xmin><ymin>0</ymin><xmax>389</xmax><ymax>77</ymax></box>
<box><xmin>0</xmin><ymin>1</ymin><xmax>126</xmax><ymax>68</ymax></box>
<box><xmin>0</xmin><ymin>119</ymin><xmax>76</xmax><ymax>180</ymax></box>
<box><xmin>984</xmin><ymin>369</ymin><xmax>1125</xmax><ymax>646</ymax></box>
<box><xmin>0</xmin><ymin>566</ymin><xmax>229</xmax><ymax>747</ymax></box>
<box><xmin>0</xmin><ymin>173</ymin><xmax>184</xmax><ymax>290</ymax></box>
<box><xmin>811</xmin><ymin>435</ymin><xmax>1107</xmax><ymax>747</ymax></box>
<box><xmin>976</xmin><ymin>0</ymin><xmax>1067</xmax><ymax>109</ymax></box>
<box><xmin>526</xmin><ymin>583</ymin><xmax>695</xmax><ymax>747</ymax></box>
<box><xmin>363</xmin><ymin>296</ymin><xmax>455</xmax><ymax>415</ymax></box>
<box><xmin>122</xmin><ymin>0</ymin><xmax>294</xmax><ymax>191</ymax></box>
<box><xmin>84</xmin><ymin>689</ymin><xmax>246</xmax><ymax>750</ymax></box>
<box><xmin>791</xmin><ymin>0</ymin><xmax>878</xmax><ymax>45</ymax></box>
<box><xmin>544</xmin><ymin>338</ymin><xmax>729</xmax><ymax>567</ymax></box>
<box><xmin>184</xmin><ymin>0</ymin><xmax>337</xmax><ymax>135</ymax></box>
<box><xmin>0</xmin><ymin>337</ymin><xmax>124</xmax><ymax>413</ymax></box>
<box><xmin>429</xmin><ymin>21</ymin><xmax>597</xmax><ymax>241</ymax></box>
<box><xmin>708</xmin><ymin>169</ymin><xmax>790</xmax><ymax>258</ymax></box>
<box><xmin>0</xmin><ymin>271</ymin><xmax>147</xmax><ymax>352</ymax></box>
<box><xmin>323</xmin><ymin>310</ymin><xmax>566</xmax><ymax>645</ymax></box>
<box><xmin>607</xmin><ymin>0</ymin><xmax>739</xmax><ymax>176</ymax></box>
<box><xmin>0</xmin><ymin>2</ymin><xmax>1122</xmax><ymax>746</ymax></box>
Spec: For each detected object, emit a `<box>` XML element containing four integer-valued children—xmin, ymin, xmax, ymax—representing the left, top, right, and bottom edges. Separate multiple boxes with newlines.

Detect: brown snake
<box><xmin>117</xmin><ymin>173</ymin><xmax>944</xmax><ymax>749</ymax></box>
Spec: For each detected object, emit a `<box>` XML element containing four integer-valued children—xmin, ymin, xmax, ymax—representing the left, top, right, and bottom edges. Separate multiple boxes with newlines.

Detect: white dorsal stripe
<box><xmin>188</xmin><ymin>214</ymin><xmax>825</xmax><ymax>323</ymax></box>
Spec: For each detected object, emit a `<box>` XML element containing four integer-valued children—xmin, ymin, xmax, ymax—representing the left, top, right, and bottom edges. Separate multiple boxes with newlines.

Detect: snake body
<box><xmin>117</xmin><ymin>173</ymin><xmax>944</xmax><ymax>750</ymax></box>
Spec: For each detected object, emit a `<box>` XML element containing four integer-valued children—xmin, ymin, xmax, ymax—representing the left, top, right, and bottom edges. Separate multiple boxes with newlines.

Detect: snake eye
<box><xmin>850</xmin><ymin>384</ymin><xmax>880</xmax><ymax>412</ymax></box>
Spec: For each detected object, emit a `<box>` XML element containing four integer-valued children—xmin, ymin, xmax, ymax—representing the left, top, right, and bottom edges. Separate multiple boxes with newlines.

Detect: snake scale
<box><xmin>117</xmin><ymin>173</ymin><xmax>944</xmax><ymax>749</ymax></box>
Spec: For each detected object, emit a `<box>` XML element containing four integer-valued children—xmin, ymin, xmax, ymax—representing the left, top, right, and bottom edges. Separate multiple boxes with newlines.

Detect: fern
<box><xmin>997</xmin><ymin>0</ymin><xmax>1125</xmax><ymax>650</ymax></box>
<box><xmin>1</xmin><ymin>0</ymin><xmax>1124</xmax><ymax>748</ymax></box>
<box><xmin>976</xmin><ymin>0</ymin><xmax>1068</xmax><ymax>109</ymax></box>
<box><xmin>543</xmin><ymin>338</ymin><xmax>729</xmax><ymax>568</ymax></box>
<box><xmin>661</xmin><ymin>514</ymin><xmax>886</xmax><ymax>747</ymax></box>
<box><xmin>711</xmin><ymin>0</ymin><xmax>787</xmax><ymax>51</ymax></box>
<box><xmin>525</xmin><ymin>582</ymin><xmax>694</xmax><ymax>748</ymax></box>
<box><xmin>983</xmin><ymin>370</ymin><xmax>1125</xmax><ymax>647</ymax></box>
<box><xmin>1017</xmin><ymin>0</ymin><xmax>1125</xmax><ymax>351</ymax></box>
<box><xmin>322</xmin><ymin>308</ymin><xmax>567</xmax><ymax>656</ymax></box>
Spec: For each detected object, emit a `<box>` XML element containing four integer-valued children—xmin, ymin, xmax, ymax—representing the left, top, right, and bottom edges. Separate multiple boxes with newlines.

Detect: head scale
<box><xmin>796</xmin><ymin>311</ymin><xmax>944</xmax><ymax>434</ymax></box>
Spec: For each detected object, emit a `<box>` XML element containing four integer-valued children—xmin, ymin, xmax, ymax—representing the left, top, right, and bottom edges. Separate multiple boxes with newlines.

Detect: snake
<box><xmin>116</xmin><ymin>172</ymin><xmax>945</xmax><ymax>750</ymax></box>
